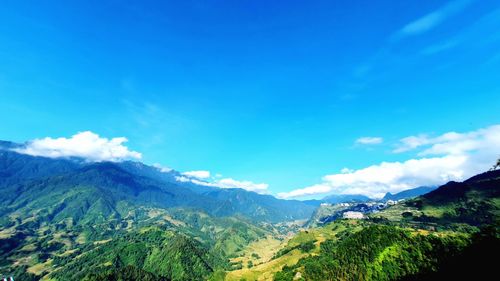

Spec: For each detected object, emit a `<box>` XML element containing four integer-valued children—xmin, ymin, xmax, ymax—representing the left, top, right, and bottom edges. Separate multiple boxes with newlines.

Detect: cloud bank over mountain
<box><xmin>279</xmin><ymin>124</ymin><xmax>500</xmax><ymax>199</ymax></box>
<box><xmin>14</xmin><ymin>131</ymin><xmax>142</xmax><ymax>162</ymax></box>
<box><xmin>12</xmin><ymin>124</ymin><xmax>500</xmax><ymax>199</ymax></box>
<box><xmin>12</xmin><ymin>130</ymin><xmax>269</xmax><ymax>194</ymax></box>
<box><xmin>176</xmin><ymin>174</ymin><xmax>269</xmax><ymax>194</ymax></box>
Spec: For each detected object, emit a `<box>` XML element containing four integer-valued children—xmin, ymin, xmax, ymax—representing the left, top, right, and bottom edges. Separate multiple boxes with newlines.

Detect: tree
<box><xmin>491</xmin><ymin>157</ymin><xmax>500</xmax><ymax>171</ymax></box>
<box><xmin>402</xmin><ymin>211</ymin><xmax>413</xmax><ymax>218</ymax></box>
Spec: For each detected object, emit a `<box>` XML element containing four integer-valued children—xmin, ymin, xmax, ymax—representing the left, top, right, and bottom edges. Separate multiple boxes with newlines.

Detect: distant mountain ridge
<box><xmin>306</xmin><ymin>186</ymin><xmax>437</xmax><ymax>206</ymax></box>
<box><xmin>1</xmin><ymin>139</ymin><xmax>499</xmax><ymax>281</ymax></box>
<box><xmin>407</xmin><ymin>169</ymin><xmax>500</xmax><ymax>225</ymax></box>
<box><xmin>0</xmin><ymin>141</ymin><xmax>315</xmax><ymax>223</ymax></box>
<box><xmin>322</xmin><ymin>194</ymin><xmax>371</xmax><ymax>204</ymax></box>
<box><xmin>382</xmin><ymin>186</ymin><xmax>437</xmax><ymax>201</ymax></box>
<box><xmin>1</xmin><ymin>140</ymin><xmax>310</xmax><ymax>279</ymax></box>
<box><xmin>274</xmin><ymin>168</ymin><xmax>500</xmax><ymax>280</ymax></box>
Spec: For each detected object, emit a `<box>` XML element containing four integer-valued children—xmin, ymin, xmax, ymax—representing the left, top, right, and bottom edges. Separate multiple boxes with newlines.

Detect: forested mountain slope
<box><xmin>266</xmin><ymin>170</ymin><xmax>500</xmax><ymax>281</ymax></box>
<box><xmin>1</xmin><ymin>141</ymin><xmax>499</xmax><ymax>281</ymax></box>
<box><xmin>0</xmin><ymin>144</ymin><xmax>315</xmax><ymax>223</ymax></box>
<box><xmin>0</xmin><ymin>144</ymin><xmax>313</xmax><ymax>280</ymax></box>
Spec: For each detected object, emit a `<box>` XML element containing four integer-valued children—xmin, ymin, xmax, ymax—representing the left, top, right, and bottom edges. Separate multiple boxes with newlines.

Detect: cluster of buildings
<box><xmin>321</xmin><ymin>200</ymin><xmax>405</xmax><ymax>221</ymax></box>
<box><xmin>342</xmin><ymin>211</ymin><xmax>364</xmax><ymax>219</ymax></box>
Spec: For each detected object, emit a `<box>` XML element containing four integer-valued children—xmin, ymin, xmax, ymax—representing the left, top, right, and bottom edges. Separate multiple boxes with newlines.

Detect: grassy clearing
<box><xmin>225</xmin><ymin>220</ymin><xmax>363</xmax><ymax>281</ymax></box>
<box><xmin>370</xmin><ymin>204</ymin><xmax>422</xmax><ymax>221</ymax></box>
<box><xmin>229</xmin><ymin>235</ymin><xmax>283</xmax><ymax>266</ymax></box>
<box><xmin>28</xmin><ymin>259</ymin><xmax>53</xmax><ymax>275</ymax></box>
<box><xmin>75</xmin><ymin>233</ymin><xmax>86</xmax><ymax>244</ymax></box>
<box><xmin>93</xmin><ymin>239</ymin><xmax>112</xmax><ymax>245</ymax></box>
<box><xmin>13</xmin><ymin>255</ymin><xmax>33</xmax><ymax>267</ymax></box>
<box><xmin>0</xmin><ymin>227</ymin><xmax>16</xmax><ymax>239</ymax></box>
<box><xmin>225</xmin><ymin>248</ymin><xmax>307</xmax><ymax>281</ymax></box>
<box><xmin>421</xmin><ymin>205</ymin><xmax>451</xmax><ymax>218</ymax></box>
<box><xmin>19</xmin><ymin>243</ymin><xmax>37</xmax><ymax>252</ymax></box>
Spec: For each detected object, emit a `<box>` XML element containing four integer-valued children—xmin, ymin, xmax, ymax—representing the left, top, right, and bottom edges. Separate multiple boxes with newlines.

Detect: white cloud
<box><xmin>182</xmin><ymin>170</ymin><xmax>211</xmax><ymax>179</ymax></box>
<box><xmin>279</xmin><ymin>124</ymin><xmax>500</xmax><ymax>199</ymax></box>
<box><xmin>394</xmin><ymin>125</ymin><xmax>500</xmax><ymax>157</ymax></box>
<box><xmin>393</xmin><ymin>135</ymin><xmax>431</xmax><ymax>153</ymax></box>
<box><xmin>175</xmin><ymin>176</ymin><xmax>187</xmax><ymax>182</ymax></box>
<box><xmin>421</xmin><ymin>40</ymin><xmax>458</xmax><ymax>55</ymax></box>
<box><xmin>175</xmin><ymin>175</ymin><xmax>200</xmax><ymax>183</ymax></box>
<box><xmin>216</xmin><ymin>178</ymin><xmax>269</xmax><ymax>193</ymax></box>
<box><xmin>398</xmin><ymin>0</ymin><xmax>473</xmax><ymax>37</ymax></box>
<box><xmin>153</xmin><ymin>163</ymin><xmax>172</xmax><ymax>173</ymax></box>
<box><xmin>355</xmin><ymin>137</ymin><xmax>383</xmax><ymax>145</ymax></box>
<box><xmin>277</xmin><ymin>184</ymin><xmax>332</xmax><ymax>199</ymax></box>
<box><xmin>341</xmin><ymin>168</ymin><xmax>354</xmax><ymax>174</ymax></box>
<box><xmin>14</xmin><ymin>131</ymin><xmax>142</xmax><ymax>162</ymax></box>
<box><xmin>175</xmin><ymin>174</ymin><xmax>269</xmax><ymax>194</ymax></box>
<box><xmin>278</xmin><ymin>156</ymin><xmax>466</xmax><ymax>199</ymax></box>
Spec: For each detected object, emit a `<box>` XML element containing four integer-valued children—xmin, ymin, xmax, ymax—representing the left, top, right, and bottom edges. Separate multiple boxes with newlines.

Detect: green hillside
<box><xmin>0</xmin><ymin>149</ymin><xmax>309</xmax><ymax>280</ymax></box>
<box><xmin>259</xmin><ymin>170</ymin><xmax>500</xmax><ymax>281</ymax></box>
<box><xmin>1</xmin><ymin>147</ymin><xmax>499</xmax><ymax>281</ymax></box>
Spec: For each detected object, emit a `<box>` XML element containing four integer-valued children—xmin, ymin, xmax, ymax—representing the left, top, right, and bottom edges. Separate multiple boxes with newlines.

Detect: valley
<box><xmin>2</xmin><ymin>2</ymin><xmax>500</xmax><ymax>280</ymax></box>
<box><xmin>0</xmin><ymin>144</ymin><xmax>499</xmax><ymax>280</ymax></box>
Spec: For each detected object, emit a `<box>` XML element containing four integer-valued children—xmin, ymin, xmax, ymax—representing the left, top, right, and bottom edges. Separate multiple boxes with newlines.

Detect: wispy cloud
<box><xmin>393</xmin><ymin>135</ymin><xmax>431</xmax><ymax>153</ymax></box>
<box><xmin>484</xmin><ymin>51</ymin><xmax>500</xmax><ymax>66</ymax></box>
<box><xmin>400</xmin><ymin>12</ymin><xmax>442</xmax><ymax>36</ymax></box>
<box><xmin>120</xmin><ymin>99</ymin><xmax>192</xmax><ymax>150</ymax></box>
<box><xmin>421</xmin><ymin>40</ymin><xmax>459</xmax><ymax>55</ymax></box>
<box><xmin>14</xmin><ymin>131</ymin><xmax>142</xmax><ymax>162</ymax></box>
<box><xmin>279</xmin><ymin>124</ymin><xmax>500</xmax><ymax>199</ymax></box>
<box><xmin>182</xmin><ymin>170</ymin><xmax>211</xmax><ymax>179</ymax></box>
<box><xmin>397</xmin><ymin>0</ymin><xmax>473</xmax><ymax>38</ymax></box>
<box><xmin>152</xmin><ymin>163</ymin><xmax>172</xmax><ymax>173</ymax></box>
<box><xmin>355</xmin><ymin>137</ymin><xmax>383</xmax><ymax>145</ymax></box>
<box><xmin>394</xmin><ymin>125</ymin><xmax>500</xmax><ymax>157</ymax></box>
<box><xmin>216</xmin><ymin>178</ymin><xmax>269</xmax><ymax>193</ymax></box>
<box><xmin>176</xmin><ymin>174</ymin><xmax>269</xmax><ymax>194</ymax></box>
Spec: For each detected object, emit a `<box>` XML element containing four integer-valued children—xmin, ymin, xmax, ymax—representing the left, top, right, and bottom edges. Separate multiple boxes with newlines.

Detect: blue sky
<box><xmin>1</xmin><ymin>0</ymin><xmax>500</xmax><ymax>198</ymax></box>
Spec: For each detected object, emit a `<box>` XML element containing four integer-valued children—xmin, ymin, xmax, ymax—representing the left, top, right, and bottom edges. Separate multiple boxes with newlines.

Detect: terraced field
<box><xmin>225</xmin><ymin>220</ymin><xmax>365</xmax><ymax>281</ymax></box>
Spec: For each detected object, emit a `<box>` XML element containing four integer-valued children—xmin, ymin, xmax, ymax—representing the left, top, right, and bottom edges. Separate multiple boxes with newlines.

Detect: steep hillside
<box><xmin>0</xmin><ymin>146</ymin><xmax>314</xmax><ymax>280</ymax></box>
<box><xmin>0</xmin><ymin>149</ymin><xmax>80</xmax><ymax>187</ymax></box>
<box><xmin>49</xmin><ymin>228</ymin><xmax>223</xmax><ymax>281</ymax></box>
<box><xmin>274</xmin><ymin>224</ymin><xmax>474</xmax><ymax>281</ymax></box>
<box><xmin>2</xmin><ymin>141</ymin><xmax>498</xmax><ymax>281</ymax></box>
<box><xmin>254</xmin><ymin>169</ymin><xmax>500</xmax><ymax>281</ymax></box>
<box><xmin>407</xmin><ymin>169</ymin><xmax>500</xmax><ymax>225</ymax></box>
<box><xmin>0</xmin><ymin>146</ymin><xmax>315</xmax><ymax>223</ymax></box>
<box><xmin>304</xmin><ymin>204</ymin><xmax>348</xmax><ymax>228</ymax></box>
<box><xmin>382</xmin><ymin>186</ymin><xmax>437</xmax><ymax>201</ymax></box>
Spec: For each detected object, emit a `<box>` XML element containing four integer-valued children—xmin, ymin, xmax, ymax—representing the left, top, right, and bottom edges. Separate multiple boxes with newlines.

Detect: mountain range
<box><xmin>303</xmin><ymin>185</ymin><xmax>437</xmax><ymax>208</ymax></box>
<box><xmin>0</xmin><ymin>142</ymin><xmax>315</xmax><ymax>224</ymax></box>
<box><xmin>0</xmin><ymin>139</ymin><xmax>498</xmax><ymax>281</ymax></box>
<box><xmin>381</xmin><ymin>186</ymin><xmax>437</xmax><ymax>201</ymax></box>
<box><xmin>273</xmin><ymin>169</ymin><xmax>500</xmax><ymax>281</ymax></box>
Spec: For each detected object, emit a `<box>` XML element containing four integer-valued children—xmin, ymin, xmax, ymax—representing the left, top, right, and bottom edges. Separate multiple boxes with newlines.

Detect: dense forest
<box><xmin>0</xmin><ymin>149</ymin><xmax>499</xmax><ymax>280</ymax></box>
<box><xmin>274</xmin><ymin>225</ymin><xmax>499</xmax><ymax>281</ymax></box>
<box><xmin>272</xmin><ymin>169</ymin><xmax>500</xmax><ymax>281</ymax></box>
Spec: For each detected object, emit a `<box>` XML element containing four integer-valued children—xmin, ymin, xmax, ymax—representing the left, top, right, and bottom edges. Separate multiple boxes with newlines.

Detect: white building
<box><xmin>386</xmin><ymin>200</ymin><xmax>397</xmax><ymax>205</ymax></box>
<box><xmin>343</xmin><ymin>211</ymin><xmax>364</xmax><ymax>219</ymax></box>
